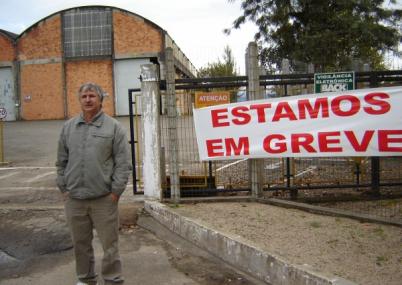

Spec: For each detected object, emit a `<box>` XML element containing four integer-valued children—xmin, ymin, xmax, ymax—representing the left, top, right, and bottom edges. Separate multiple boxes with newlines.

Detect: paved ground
<box><xmin>0</xmin><ymin>119</ymin><xmax>265</xmax><ymax>285</ymax></box>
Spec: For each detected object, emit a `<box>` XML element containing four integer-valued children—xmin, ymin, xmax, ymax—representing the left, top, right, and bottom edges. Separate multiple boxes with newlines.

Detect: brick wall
<box><xmin>113</xmin><ymin>11</ymin><xmax>163</xmax><ymax>56</ymax></box>
<box><xmin>65</xmin><ymin>60</ymin><xmax>114</xmax><ymax>118</ymax></box>
<box><xmin>17</xmin><ymin>15</ymin><xmax>62</xmax><ymax>60</ymax></box>
<box><xmin>0</xmin><ymin>34</ymin><xmax>15</xmax><ymax>62</ymax></box>
<box><xmin>20</xmin><ymin>63</ymin><xmax>64</xmax><ymax>120</ymax></box>
<box><xmin>13</xmin><ymin>8</ymin><xmax>172</xmax><ymax>120</ymax></box>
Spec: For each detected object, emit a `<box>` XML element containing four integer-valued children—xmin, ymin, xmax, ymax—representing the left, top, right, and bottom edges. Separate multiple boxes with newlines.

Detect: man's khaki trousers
<box><xmin>65</xmin><ymin>194</ymin><xmax>123</xmax><ymax>284</ymax></box>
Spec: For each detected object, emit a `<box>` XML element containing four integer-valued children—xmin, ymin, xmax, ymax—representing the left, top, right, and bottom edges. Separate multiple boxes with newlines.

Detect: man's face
<box><xmin>79</xmin><ymin>89</ymin><xmax>102</xmax><ymax>114</ymax></box>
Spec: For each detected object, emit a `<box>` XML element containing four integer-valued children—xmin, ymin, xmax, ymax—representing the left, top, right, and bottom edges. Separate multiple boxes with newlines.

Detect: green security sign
<box><xmin>314</xmin><ymin>71</ymin><xmax>355</xmax><ymax>93</ymax></box>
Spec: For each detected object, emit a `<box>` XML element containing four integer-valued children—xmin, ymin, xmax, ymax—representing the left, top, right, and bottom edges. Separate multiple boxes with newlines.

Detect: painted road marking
<box><xmin>24</xmin><ymin>171</ymin><xmax>56</xmax><ymax>183</ymax></box>
<box><xmin>0</xmin><ymin>167</ymin><xmax>56</xmax><ymax>171</ymax></box>
<box><xmin>0</xmin><ymin>186</ymin><xmax>59</xmax><ymax>190</ymax></box>
<box><xmin>0</xmin><ymin>185</ymin><xmax>134</xmax><ymax>191</ymax></box>
<box><xmin>0</xmin><ymin>172</ymin><xmax>20</xmax><ymax>180</ymax></box>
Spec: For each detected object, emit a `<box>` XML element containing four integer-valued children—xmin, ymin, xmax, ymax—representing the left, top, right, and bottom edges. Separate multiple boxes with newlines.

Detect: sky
<box><xmin>0</xmin><ymin>0</ymin><xmax>258</xmax><ymax>74</ymax></box>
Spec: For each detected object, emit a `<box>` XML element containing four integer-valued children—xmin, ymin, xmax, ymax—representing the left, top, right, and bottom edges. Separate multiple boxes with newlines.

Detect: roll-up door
<box><xmin>0</xmin><ymin>67</ymin><xmax>16</xmax><ymax>121</ymax></box>
<box><xmin>114</xmin><ymin>58</ymin><xmax>150</xmax><ymax>116</ymax></box>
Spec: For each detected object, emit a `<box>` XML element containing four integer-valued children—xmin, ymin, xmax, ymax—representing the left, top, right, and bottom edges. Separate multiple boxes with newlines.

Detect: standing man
<box><xmin>56</xmin><ymin>82</ymin><xmax>131</xmax><ymax>285</ymax></box>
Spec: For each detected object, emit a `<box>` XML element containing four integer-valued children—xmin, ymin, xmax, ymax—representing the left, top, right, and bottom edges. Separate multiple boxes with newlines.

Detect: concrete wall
<box><xmin>65</xmin><ymin>60</ymin><xmax>114</xmax><ymax>117</ymax></box>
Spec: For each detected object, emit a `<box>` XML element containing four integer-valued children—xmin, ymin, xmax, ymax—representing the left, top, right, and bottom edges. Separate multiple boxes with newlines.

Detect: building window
<box><xmin>63</xmin><ymin>8</ymin><xmax>112</xmax><ymax>58</ymax></box>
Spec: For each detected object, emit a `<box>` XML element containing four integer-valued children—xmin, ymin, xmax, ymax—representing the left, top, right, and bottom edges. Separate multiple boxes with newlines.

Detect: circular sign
<box><xmin>0</xmin><ymin>108</ymin><xmax>7</xmax><ymax>119</ymax></box>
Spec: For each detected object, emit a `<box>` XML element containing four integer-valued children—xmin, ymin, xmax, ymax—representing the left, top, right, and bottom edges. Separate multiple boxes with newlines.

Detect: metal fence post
<box><xmin>368</xmin><ymin>68</ymin><xmax>381</xmax><ymax>196</ymax></box>
<box><xmin>0</xmin><ymin>119</ymin><xmax>4</xmax><ymax>163</ymax></box>
<box><xmin>128</xmin><ymin>90</ymin><xmax>138</xmax><ymax>194</ymax></box>
<box><xmin>140</xmin><ymin>64</ymin><xmax>162</xmax><ymax>200</ymax></box>
<box><xmin>246</xmin><ymin>42</ymin><xmax>263</xmax><ymax>198</ymax></box>
<box><xmin>281</xmin><ymin>59</ymin><xmax>296</xmax><ymax>198</ymax></box>
<box><xmin>165</xmin><ymin>47</ymin><xmax>181</xmax><ymax>202</ymax></box>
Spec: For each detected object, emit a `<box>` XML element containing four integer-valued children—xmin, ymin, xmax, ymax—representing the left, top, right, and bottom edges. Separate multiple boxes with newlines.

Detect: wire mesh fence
<box><xmin>130</xmin><ymin>65</ymin><xmax>402</xmax><ymax>223</ymax></box>
<box><xmin>319</xmin><ymin>198</ymin><xmax>402</xmax><ymax>223</ymax></box>
<box><xmin>160</xmin><ymin>84</ymin><xmax>401</xmax><ymax>222</ymax></box>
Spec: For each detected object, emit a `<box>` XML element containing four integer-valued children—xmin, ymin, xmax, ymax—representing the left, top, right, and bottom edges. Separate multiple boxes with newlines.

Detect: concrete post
<box><xmin>165</xmin><ymin>48</ymin><xmax>181</xmax><ymax>202</ymax></box>
<box><xmin>305</xmin><ymin>63</ymin><xmax>314</xmax><ymax>94</ymax></box>
<box><xmin>281</xmin><ymin>60</ymin><xmax>295</xmax><ymax>197</ymax></box>
<box><xmin>246</xmin><ymin>42</ymin><xmax>263</xmax><ymax>198</ymax></box>
<box><xmin>307</xmin><ymin>63</ymin><xmax>314</xmax><ymax>74</ymax></box>
<box><xmin>365</xmin><ymin>63</ymin><xmax>381</xmax><ymax>196</ymax></box>
<box><xmin>141</xmin><ymin>64</ymin><xmax>162</xmax><ymax>200</ymax></box>
<box><xmin>282</xmin><ymin>59</ymin><xmax>290</xmax><ymax>73</ymax></box>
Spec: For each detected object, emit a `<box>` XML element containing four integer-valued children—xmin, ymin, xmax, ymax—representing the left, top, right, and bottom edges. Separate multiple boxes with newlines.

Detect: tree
<box><xmin>225</xmin><ymin>0</ymin><xmax>402</xmax><ymax>72</ymax></box>
<box><xmin>198</xmin><ymin>45</ymin><xmax>238</xmax><ymax>77</ymax></box>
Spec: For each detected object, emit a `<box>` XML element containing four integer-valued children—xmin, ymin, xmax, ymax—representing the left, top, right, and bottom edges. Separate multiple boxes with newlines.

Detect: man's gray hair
<box><xmin>78</xmin><ymin>82</ymin><xmax>106</xmax><ymax>102</ymax></box>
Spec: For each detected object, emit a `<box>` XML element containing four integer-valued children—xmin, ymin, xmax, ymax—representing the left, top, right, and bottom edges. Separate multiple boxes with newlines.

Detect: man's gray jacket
<box><xmin>56</xmin><ymin>111</ymin><xmax>132</xmax><ymax>199</ymax></box>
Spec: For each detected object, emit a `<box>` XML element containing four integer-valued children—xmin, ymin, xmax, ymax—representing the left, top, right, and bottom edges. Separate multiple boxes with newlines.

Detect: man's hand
<box><xmin>110</xmin><ymin>192</ymin><xmax>120</xmax><ymax>203</ymax></box>
<box><xmin>62</xmin><ymin>192</ymin><xmax>69</xmax><ymax>201</ymax></box>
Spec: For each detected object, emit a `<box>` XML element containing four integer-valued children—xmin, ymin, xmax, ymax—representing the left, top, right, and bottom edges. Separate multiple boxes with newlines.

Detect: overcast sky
<box><xmin>0</xmin><ymin>0</ymin><xmax>258</xmax><ymax>74</ymax></box>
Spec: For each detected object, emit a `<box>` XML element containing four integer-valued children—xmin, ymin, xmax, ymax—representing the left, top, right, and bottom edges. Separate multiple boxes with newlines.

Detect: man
<box><xmin>56</xmin><ymin>82</ymin><xmax>131</xmax><ymax>285</ymax></box>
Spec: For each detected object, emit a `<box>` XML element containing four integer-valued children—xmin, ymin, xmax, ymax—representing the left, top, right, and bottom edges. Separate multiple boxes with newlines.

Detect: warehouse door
<box><xmin>0</xmin><ymin>67</ymin><xmax>16</xmax><ymax>121</ymax></box>
<box><xmin>114</xmin><ymin>58</ymin><xmax>150</xmax><ymax>116</ymax></box>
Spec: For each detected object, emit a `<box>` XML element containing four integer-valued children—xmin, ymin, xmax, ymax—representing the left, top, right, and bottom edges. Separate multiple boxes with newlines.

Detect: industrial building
<box><xmin>0</xmin><ymin>5</ymin><xmax>196</xmax><ymax>121</ymax></box>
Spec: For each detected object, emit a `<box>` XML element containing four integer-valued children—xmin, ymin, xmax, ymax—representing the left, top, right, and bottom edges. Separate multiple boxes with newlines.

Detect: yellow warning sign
<box><xmin>195</xmin><ymin>91</ymin><xmax>230</xmax><ymax>109</ymax></box>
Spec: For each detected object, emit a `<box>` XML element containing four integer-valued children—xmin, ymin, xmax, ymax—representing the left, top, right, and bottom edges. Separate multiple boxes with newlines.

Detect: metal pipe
<box><xmin>263</xmin><ymin>182</ymin><xmax>402</xmax><ymax>191</ymax></box>
<box><xmin>128</xmin><ymin>89</ymin><xmax>138</xmax><ymax>195</ymax></box>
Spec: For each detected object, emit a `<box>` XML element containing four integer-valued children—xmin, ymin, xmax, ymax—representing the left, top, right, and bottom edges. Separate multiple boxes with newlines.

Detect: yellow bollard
<box><xmin>0</xmin><ymin>119</ymin><xmax>4</xmax><ymax>163</ymax></box>
<box><xmin>0</xmin><ymin>108</ymin><xmax>9</xmax><ymax>165</ymax></box>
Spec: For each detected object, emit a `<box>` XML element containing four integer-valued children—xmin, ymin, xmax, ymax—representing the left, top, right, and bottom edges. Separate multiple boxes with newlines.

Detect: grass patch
<box><xmin>168</xmin><ymin>203</ymin><xmax>181</xmax><ymax>209</ymax></box>
<box><xmin>309</xmin><ymin>221</ymin><xmax>322</xmax><ymax>228</ymax></box>
<box><xmin>379</xmin><ymin>199</ymin><xmax>399</xmax><ymax>207</ymax></box>
<box><xmin>327</xmin><ymin>239</ymin><xmax>338</xmax><ymax>244</ymax></box>
<box><xmin>376</xmin><ymin>256</ymin><xmax>388</xmax><ymax>266</ymax></box>
<box><xmin>372</xmin><ymin>226</ymin><xmax>386</xmax><ymax>238</ymax></box>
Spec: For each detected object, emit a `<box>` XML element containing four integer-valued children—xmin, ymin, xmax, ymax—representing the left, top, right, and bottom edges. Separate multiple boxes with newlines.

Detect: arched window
<box><xmin>63</xmin><ymin>7</ymin><xmax>112</xmax><ymax>58</ymax></box>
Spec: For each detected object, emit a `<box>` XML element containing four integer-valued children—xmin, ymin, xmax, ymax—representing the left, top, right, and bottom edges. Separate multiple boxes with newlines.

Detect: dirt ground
<box><xmin>173</xmin><ymin>202</ymin><xmax>402</xmax><ymax>285</ymax></box>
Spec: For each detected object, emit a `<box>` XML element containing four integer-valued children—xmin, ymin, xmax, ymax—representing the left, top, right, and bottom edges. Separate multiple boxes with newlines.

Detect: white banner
<box><xmin>193</xmin><ymin>87</ymin><xmax>402</xmax><ymax>161</ymax></box>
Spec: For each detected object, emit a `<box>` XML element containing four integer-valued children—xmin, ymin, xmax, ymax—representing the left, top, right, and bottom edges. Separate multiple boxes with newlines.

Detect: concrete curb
<box><xmin>144</xmin><ymin>200</ymin><xmax>357</xmax><ymax>285</ymax></box>
<box><xmin>259</xmin><ymin>198</ymin><xmax>402</xmax><ymax>227</ymax></box>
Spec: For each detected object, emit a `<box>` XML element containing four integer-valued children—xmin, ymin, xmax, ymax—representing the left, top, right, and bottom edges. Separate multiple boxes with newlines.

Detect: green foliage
<box><xmin>198</xmin><ymin>45</ymin><xmax>238</xmax><ymax>77</ymax></box>
<box><xmin>376</xmin><ymin>255</ymin><xmax>388</xmax><ymax>266</ymax></box>
<box><xmin>372</xmin><ymin>226</ymin><xmax>385</xmax><ymax>238</ymax></box>
<box><xmin>226</xmin><ymin>0</ymin><xmax>402</xmax><ymax>72</ymax></box>
<box><xmin>309</xmin><ymin>221</ymin><xmax>322</xmax><ymax>228</ymax></box>
<box><xmin>168</xmin><ymin>203</ymin><xmax>180</xmax><ymax>209</ymax></box>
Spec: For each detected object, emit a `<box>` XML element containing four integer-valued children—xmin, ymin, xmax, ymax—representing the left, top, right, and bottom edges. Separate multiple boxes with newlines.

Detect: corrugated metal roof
<box><xmin>17</xmin><ymin>5</ymin><xmax>165</xmax><ymax>40</ymax></box>
<box><xmin>0</xmin><ymin>29</ymin><xmax>18</xmax><ymax>40</ymax></box>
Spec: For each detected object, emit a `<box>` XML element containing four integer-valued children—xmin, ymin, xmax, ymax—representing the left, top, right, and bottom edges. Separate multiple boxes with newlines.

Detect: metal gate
<box><xmin>128</xmin><ymin>88</ymin><xmax>143</xmax><ymax>194</ymax></box>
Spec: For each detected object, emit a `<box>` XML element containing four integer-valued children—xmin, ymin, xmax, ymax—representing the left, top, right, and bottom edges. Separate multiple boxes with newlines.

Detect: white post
<box><xmin>141</xmin><ymin>64</ymin><xmax>162</xmax><ymax>199</ymax></box>
<box><xmin>246</xmin><ymin>42</ymin><xmax>263</xmax><ymax>198</ymax></box>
